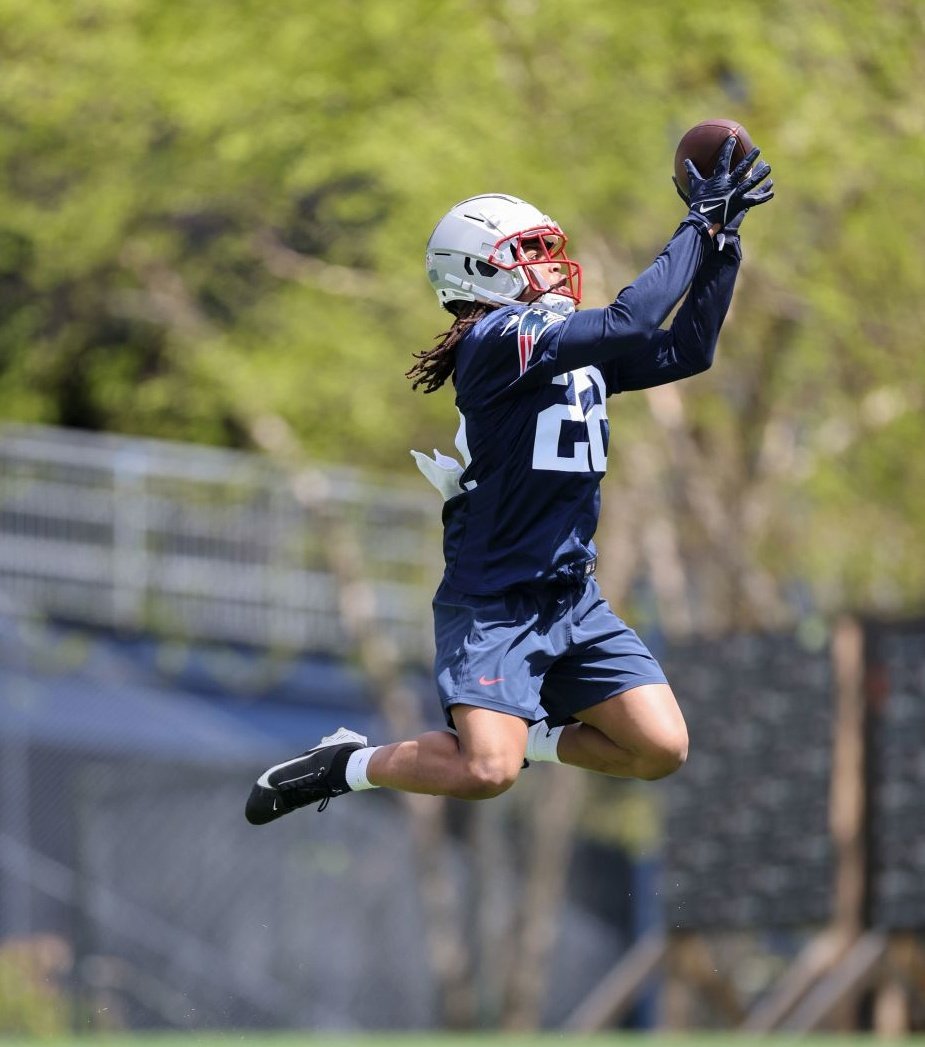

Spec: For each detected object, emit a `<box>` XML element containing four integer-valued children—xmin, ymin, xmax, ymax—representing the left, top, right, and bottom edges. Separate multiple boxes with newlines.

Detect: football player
<box><xmin>246</xmin><ymin>135</ymin><xmax>772</xmax><ymax>823</ymax></box>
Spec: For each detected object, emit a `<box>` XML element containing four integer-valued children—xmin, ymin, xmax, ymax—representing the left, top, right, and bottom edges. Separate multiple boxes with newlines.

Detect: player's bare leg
<box><xmin>554</xmin><ymin>683</ymin><xmax>688</xmax><ymax>780</ymax></box>
<box><xmin>366</xmin><ymin>705</ymin><xmax>527</xmax><ymax>800</ymax></box>
<box><xmin>245</xmin><ymin>707</ymin><xmax>527</xmax><ymax>823</ymax></box>
<box><xmin>246</xmin><ymin>689</ymin><xmax>683</xmax><ymax>824</ymax></box>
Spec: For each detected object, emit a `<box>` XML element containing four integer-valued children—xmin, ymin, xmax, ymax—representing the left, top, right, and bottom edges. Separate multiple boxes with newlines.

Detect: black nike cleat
<box><xmin>245</xmin><ymin>727</ymin><xmax>367</xmax><ymax>825</ymax></box>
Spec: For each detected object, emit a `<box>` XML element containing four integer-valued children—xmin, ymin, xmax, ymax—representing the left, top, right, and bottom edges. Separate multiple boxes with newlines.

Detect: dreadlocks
<box><xmin>406</xmin><ymin>302</ymin><xmax>495</xmax><ymax>394</ymax></box>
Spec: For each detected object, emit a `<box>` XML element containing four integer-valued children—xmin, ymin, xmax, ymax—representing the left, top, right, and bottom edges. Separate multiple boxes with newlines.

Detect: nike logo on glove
<box><xmin>478</xmin><ymin>675</ymin><xmax>504</xmax><ymax>686</ymax></box>
<box><xmin>699</xmin><ymin>202</ymin><xmax>724</xmax><ymax>214</ymax></box>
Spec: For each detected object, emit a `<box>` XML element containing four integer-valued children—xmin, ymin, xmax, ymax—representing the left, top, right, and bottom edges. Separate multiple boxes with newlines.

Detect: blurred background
<box><xmin>1</xmin><ymin>0</ymin><xmax>924</xmax><ymax>1040</ymax></box>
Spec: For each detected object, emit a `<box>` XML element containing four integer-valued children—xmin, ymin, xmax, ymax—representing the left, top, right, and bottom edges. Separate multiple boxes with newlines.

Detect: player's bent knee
<box><xmin>636</xmin><ymin>729</ymin><xmax>689</xmax><ymax>781</ymax></box>
<box><xmin>459</xmin><ymin>757</ymin><xmax>521</xmax><ymax>800</ymax></box>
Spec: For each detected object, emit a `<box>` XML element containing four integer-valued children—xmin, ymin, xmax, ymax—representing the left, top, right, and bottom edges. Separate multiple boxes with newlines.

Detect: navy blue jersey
<box><xmin>442</xmin><ymin>217</ymin><xmax>741</xmax><ymax>594</ymax></box>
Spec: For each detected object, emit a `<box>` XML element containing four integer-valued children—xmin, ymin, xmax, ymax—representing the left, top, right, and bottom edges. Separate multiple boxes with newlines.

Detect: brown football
<box><xmin>674</xmin><ymin>118</ymin><xmax>755</xmax><ymax>196</ymax></box>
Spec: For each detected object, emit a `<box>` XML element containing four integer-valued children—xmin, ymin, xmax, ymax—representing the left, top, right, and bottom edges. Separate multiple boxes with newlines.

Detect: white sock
<box><xmin>345</xmin><ymin>747</ymin><xmax>381</xmax><ymax>791</ymax></box>
<box><xmin>526</xmin><ymin>721</ymin><xmax>564</xmax><ymax>764</ymax></box>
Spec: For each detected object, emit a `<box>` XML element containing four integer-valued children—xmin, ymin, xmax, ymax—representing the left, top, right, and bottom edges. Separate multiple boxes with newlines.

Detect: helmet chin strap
<box><xmin>537</xmin><ymin>293</ymin><xmax>576</xmax><ymax>316</ymax></box>
<box><xmin>523</xmin><ymin>273</ymin><xmax>577</xmax><ymax>315</ymax></box>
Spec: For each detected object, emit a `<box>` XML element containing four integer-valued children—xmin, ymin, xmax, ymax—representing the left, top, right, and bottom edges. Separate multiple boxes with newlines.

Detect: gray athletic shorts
<box><xmin>432</xmin><ymin>575</ymin><xmax>668</xmax><ymax>728</ymax></box>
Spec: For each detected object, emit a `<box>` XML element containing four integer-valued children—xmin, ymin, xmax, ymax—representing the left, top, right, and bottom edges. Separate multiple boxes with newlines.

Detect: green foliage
<box><xmin>0</xmin><ymin>938</ymin><xmax>70</xmax><ymax>1036</ymax></box>
<box><xmin>1</xmin><ymin>0</ymin><xmax>923</xmax><ymax>620</ymax></box>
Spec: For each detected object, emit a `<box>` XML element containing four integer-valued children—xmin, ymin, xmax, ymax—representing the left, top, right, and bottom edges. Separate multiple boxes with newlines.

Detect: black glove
<box><xmin>675</xmin><ymin>184</ymin><xmax>766</xmax><ymax>250</ymax></box>
<box><xmin>675</xmin><ymin>134</ymin><xmax>774</xmax><ymax>230</ymax></box>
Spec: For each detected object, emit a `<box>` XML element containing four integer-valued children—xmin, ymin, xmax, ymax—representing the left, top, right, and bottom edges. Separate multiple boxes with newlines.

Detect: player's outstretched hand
<box><xmin>684</xmin><ymin>135</ymin><xmax>773</xmax><ymax>230</ymax></box>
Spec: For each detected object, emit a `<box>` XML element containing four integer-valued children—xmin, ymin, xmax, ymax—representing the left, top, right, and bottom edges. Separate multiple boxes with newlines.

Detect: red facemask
<box><xmin>487</xmin><ymin>225</ymin><xmax>583</xmax><ymax>304</ymax></box>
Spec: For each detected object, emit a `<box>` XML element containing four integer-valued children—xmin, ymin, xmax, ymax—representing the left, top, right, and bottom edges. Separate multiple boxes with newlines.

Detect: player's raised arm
<box><xmin>602</xmin><ymin>233</ymin><xmax>739</xmax><ymax>392</ymax></box>
<box><xmin>548</xmin><ymin>217</ymin><xmax>714</xmax><ymax>372</ymax></box>
<box><xmin>529</xmin><ymin>134</ymin><xmax>772</xmax><ymax>386</ymax></box>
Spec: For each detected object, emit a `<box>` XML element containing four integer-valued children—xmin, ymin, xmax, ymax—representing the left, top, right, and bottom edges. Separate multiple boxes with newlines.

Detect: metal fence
<box><xmin>0</xmin><ymin>424</ymin><xmax>623</xmax><ymax>1034</ymax></box>
<box><xmin>0</xmin><ymin>750</ymin><xmax>440</xmax><ymax>1031</ymax></box>
<box><xmin>0</xmin><ymin>424</ymin><xmax>441</xmax><ymax>662</ymax></box>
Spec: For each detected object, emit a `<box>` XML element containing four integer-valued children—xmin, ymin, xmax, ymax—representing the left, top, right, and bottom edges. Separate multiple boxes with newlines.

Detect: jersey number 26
<box><xmin>532</xmin><ymin>367</ymin><xmax>608</xmax><ymax>473</ymax></box>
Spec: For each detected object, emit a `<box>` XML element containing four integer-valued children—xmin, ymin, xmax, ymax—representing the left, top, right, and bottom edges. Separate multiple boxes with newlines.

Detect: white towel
<box><xmin>410</xmin><ymin>448</ymin><xmax>465</xmax><ymax>501</ymax></box>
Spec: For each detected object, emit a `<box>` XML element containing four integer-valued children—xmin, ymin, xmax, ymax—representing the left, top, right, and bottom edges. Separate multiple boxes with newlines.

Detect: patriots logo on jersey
<box><xmin>502</xmin><ymin>308</ymin><xmax>567</xmax><ymax>376</ymax></box>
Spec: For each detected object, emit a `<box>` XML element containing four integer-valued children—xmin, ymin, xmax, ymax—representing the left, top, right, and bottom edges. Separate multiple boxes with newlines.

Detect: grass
<box><xmin>2</xmin><ymin>1034</ymin><xmax>924</xmax><ymax>1047</ymax></box>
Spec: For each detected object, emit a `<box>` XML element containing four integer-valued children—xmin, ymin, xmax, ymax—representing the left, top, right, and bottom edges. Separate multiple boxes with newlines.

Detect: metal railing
<box><xmin>0</xmin><ymin>425</ymin><xmax>441</xmax><ymax>662</ymax></box>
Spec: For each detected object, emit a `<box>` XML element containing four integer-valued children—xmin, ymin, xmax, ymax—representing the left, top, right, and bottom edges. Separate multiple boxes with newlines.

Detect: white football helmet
<box><xmin>424</xmin><ymin>193</ymin><xmax>582</xmax><ymax>313</ymax></box>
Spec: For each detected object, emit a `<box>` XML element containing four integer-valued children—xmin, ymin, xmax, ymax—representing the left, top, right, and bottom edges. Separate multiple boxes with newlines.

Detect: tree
<box><xmin>2</xmin><ymin>0</ymin><xmax>923</xmax><ymax>622</ymax></box>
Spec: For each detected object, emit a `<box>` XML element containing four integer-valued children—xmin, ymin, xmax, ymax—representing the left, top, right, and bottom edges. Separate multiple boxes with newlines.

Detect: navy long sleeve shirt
<box><xmin>442</xmin><ymin>217</ymin><xmax>740</xmax><ymax>594</ymax></box>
